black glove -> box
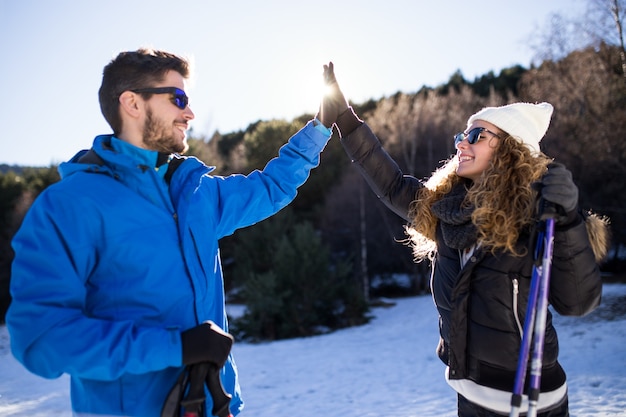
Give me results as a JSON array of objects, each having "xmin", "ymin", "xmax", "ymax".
[
  {"xmin": 317, "ymin": 62, "xmax": 349, "ymax": 129},
  {"xmin": 537, "ymin": 162, "xmax": 579, "ymax": 224},
  {"xmin": 181, "ymin": 321, "xmax": 233, "ymax": 367}
]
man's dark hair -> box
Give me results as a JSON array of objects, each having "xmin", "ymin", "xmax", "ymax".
[{"xmin": 98, "ymin": 48, "xmax": 190, "ymax": 135}]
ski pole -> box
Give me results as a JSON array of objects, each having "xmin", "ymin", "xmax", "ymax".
[
  {"xmin": 180, "ymin": 363, "xmax": 210, "ymax": 417},
  {"xmin": 206, "ymin": 364, "xmax": 233, "ymax": 417},
  {"xmin": 182, "ymin": 363, "xmax": 233, "ymax": 417},
  {"xmin": 509, "ymin": 226, "xmax": 544, "ymax": 417},
  {"xmin": 509, "ymin": 199, "xmax": 557, "ymax": 417},
  {"xmin": 526, "ymin": 216, "xmax": 555, "ymax": 417},
  {"xmin": 161, "ymin": 363, "xmax": 232, "ymax": 417}
]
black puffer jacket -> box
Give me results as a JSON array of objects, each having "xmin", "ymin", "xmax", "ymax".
[{"xmin": 341, "ymin": 123, "xmax": 605, "ymax": 392}]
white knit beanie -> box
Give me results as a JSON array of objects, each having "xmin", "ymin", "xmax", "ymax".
[{"xmin": 466, "ymin": 102, "xmax": 554, "ymax": 154}]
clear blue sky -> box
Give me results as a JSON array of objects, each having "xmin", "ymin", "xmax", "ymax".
[{"xmin": 1, "ymin": 0, "xmax": 584, "ymax": 166}]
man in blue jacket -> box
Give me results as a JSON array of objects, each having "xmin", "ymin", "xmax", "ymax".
[{"xmin": 7, "ymin": 48, "xmax": 335, "ymax": 416}]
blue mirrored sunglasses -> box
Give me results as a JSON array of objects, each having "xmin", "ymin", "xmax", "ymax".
[
  {"xmin": 131, "ymin": 87, "xmax": 189, "ymax": 110},
  {"xmin": 453, "ymin": 127, "xmax": 501, "ymax": 148}
]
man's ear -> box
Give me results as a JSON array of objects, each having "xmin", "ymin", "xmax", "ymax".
[{"xmin": 119, "ymin": 91, "xmax": 142, "ymax": 119}]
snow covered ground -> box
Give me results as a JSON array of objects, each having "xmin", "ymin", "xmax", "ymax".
[{"xmin": 1, "ymin": 284, "xmax": 625, "ymax": 417}]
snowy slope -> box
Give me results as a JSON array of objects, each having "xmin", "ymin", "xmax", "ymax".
[{"xmin": 1, "ymin": 284, "xmax": 625, "ymax": 416}]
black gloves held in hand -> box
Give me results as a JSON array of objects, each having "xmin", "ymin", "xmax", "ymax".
[
  {"xmin": 181, "ymin": 321, "xmax": 233, "ymax": 367},
  {"xmin": 536, "ymin": 162, "xmax": 579, "ymax": 224},
  {"xmin": 318, "ymin": 62, "xmax": 349, "ymax": 129}
]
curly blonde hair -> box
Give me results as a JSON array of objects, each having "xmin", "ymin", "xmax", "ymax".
[{"xmin": 407, "ymin": 135, "xmax": 552, "ymax": 261}]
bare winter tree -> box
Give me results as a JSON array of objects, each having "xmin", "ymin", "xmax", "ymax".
[
  {"xmin": 366, "ymin": 93, "xmax": 423, "ymax": 176},
  {"xmin": 609, "ymin": 0, "xmax": 626, "ymax": 78},
  {"xmin": 527, "ymin": 12, "xmax": 588, "ymax": 63},
  {"xmin": 529, "ymin": 0, "xmax": 626, "ymax": 81},
  {"xmin": 365, "ymin": 86, "xmax": 485, "ymax": 178},
  {"xmin": 582, "ymin": 0, "xmax": 626, "ymax": 82}
]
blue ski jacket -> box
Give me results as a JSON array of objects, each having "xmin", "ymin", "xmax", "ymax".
[{"xmin": 7, "ymin": 120, "xmax": 330, "ymax": 416}]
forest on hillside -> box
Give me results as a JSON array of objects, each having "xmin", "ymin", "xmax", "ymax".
[{"xmin": 1, "ymin": 0, "xmax": 625, "ymax": 340}]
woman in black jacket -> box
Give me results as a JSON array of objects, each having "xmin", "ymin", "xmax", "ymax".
[{"xmin": 318, "ymin": 63, "xmax": 609, "ymax": 417}]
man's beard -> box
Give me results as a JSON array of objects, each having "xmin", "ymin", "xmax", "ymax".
[{"xmin": 142, "ymin": 109, "xmax": 189, "ymax": 155}]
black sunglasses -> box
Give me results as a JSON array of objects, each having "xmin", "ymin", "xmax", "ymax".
[
  {"xmin": 131, "ymin": 87, "xmax": 189, "ymax": 110},
  {"xmin": 453, "ymin": 127, "xmax": 501, "ymax": 148}
]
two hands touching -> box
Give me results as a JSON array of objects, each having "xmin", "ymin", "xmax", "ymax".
[
  {"xmin": 317, "ymin": 62, "xmax": 363, "ymax": 137},
  {"xmin": 318, "ymin": 62, "xmax": 349, "ymax": 129}
]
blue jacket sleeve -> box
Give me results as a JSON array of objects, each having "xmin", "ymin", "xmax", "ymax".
[
  {"xmin": 6, "ymin": 188, "xmax": 183, "ymax": 381},
  {"xmin": 172, "ymin": 120, "xmax": 331, "ymax": 238}
]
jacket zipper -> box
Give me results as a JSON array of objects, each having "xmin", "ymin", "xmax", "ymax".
[{"xmin": 512, "ymin": 278, "xmax": 524, "ymax": 338}]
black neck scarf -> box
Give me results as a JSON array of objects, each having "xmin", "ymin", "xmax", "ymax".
[{"xmin": 431, "ymin": 182, "xmax": 478, "ymax": 250}]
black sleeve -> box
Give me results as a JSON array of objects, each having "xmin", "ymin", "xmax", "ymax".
[{"xmin": 549, "ymin": 219, "xmax": 603, "ymax": 316}]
